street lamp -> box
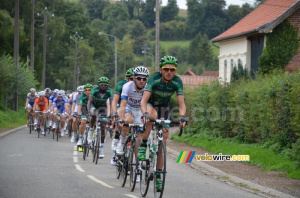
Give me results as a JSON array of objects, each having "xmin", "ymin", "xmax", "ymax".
[
  {"xmin": 70, "ymin": 31, "xmax": 83, "ymax": 90},
  {"xmin": 98, "ymin": 32, "xmax": 118, "ymax": 86},
  {"xmin": 121, "ymin": 37, "xmax": 131, "ymax": 74},
  {"xmin": 141, "ymin": 44, "xmax": 150, "ymax": 67}
]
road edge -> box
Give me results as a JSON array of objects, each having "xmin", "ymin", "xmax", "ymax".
[
  {"xmin": 167, "ymin": 146, "xmax": 297, "ymax": 198},
  {"xmin": 0, "ymin": 125, "xmax": 26, "ymax": 138}
]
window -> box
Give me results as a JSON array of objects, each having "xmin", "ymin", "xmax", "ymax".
[
  {"xmin": 231, "ymin": 59, "xmax": 234, "ymax": 68},
  {"xmin": 224, "ymin": 60, "xmax": 227, "ymax": 81},
  {"xmin": 238, "ymin": 59, "xmax": 243, "ymax": 68}
]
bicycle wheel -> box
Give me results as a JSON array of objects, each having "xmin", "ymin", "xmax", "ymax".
[
  {"xmin": 95, "ymin": 130, "xmax": 100, "ymax": 164},
  {"xmin": 37, "ymin": 116, "xmax": 41, "ymax": 138},
  {"xmin": 83, "ymin": 130, "xmax": 88, "ymax": 160},
  {"xmin": 56, "ymin": 121, "xmax": 60, "ymax": 142},
  {"xmin": 129, "ymin": 138, "xmax": 138, "ymax": 192},
  {"xmin": 140, "ymin": 158, "xmax": 150, "ymax": 197},
  {"xmin": 68, "ymin": 118, "xmax": 73, "ymax": 138},
  {"xmin": 120, "ymin": 141, "xmax": 129, "ymax": 187},
  {"xmin": 29, "ymin": 114, "xmax": 33, "ymax": 134},
  {"xmin": 44, "ymin": 116, "xmax": 47, "ymax": 136},
  {"xmin": 154, "ymin": 141, "xmax": 167, "ymax": 198},
  {"xmin": 52, "ymin": 127, "xmax": 55, "ymax": 139},
  {"xmin": 115, "ymin": 153, "xmax": 121, "ymax": 179}
]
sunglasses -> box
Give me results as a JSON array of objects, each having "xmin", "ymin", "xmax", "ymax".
[
  {"xmin": 99, "ymin": 83, "xmax": 108, "ymax": 87},
  {"xmin": 85, "ymin": 88, "xmax": 91, "ymax": 91},
  {"xmin": 135, "ymin": 77, "xmax": 147, "ymax": 82},
  {"xmin": 162, "ymin": 67, "xmax": 177, "ymax": 72},
  {"xmin": 128, "ymin": 78, "xmax": 134, "ymax": 81}
]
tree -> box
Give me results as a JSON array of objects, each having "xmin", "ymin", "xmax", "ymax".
[
  {"xmin": 80, "ymin": 0, "xmax": 109, "ymax": 20},
  {"xmin": 141, "ymin": 0, "xmax": 156, "ymax": 28},
  {"xmin": 187, "ymin": 0, "xmax": 204, "ymax": 38},
  {"xmin": 129, "ymin": 20, "xmax": 146, "ymax": 39},
  {"xmin": 102, "ymin": 3, "xmax": 130, "ymax": 34},
  {"xmin": 161, "ymin": 0, "xmax": 179, "ymax": 22}
]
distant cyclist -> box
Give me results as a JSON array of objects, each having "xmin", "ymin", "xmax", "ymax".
[
  {"xmin": 25, "ymin": 88, "xmax": 38, "ymax": 127},
  {"xmin": 51, "ymin": 91, "xmax": 69, "ymax": 135},
  {"xmin": 33, "ymin": 91, "xmax": 49, "ymax": 135},
  {"xmin": 87, "ymin": 77, "xmax": 113, "ymax": 158}
]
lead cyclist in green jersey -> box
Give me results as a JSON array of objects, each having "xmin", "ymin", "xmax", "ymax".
[{"xmin": 140, "ymin": 56, "xmax": 187, "ymax": 191}]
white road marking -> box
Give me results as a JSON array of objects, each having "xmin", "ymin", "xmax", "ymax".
[
  {"xmin": 73, "ymin": 146, "xmax": 77, "ymax": 151},
  {"xmin": 87, "ymin": 175, "xmax": 114, "ymax": 189},
  {"xmin": 73, "ymin": 151, "xmax": 78, "ymax": 156},
  {"xmin": 75, "ymin": 164, "xmax": 85, "ymax": 172},
  {"xmin": 124, "ymin": 194, "xmax": 139, "ymax": 198},
  {"xmin": 73, "ymin": 156, "xmax": 78, "ymax": 163}
]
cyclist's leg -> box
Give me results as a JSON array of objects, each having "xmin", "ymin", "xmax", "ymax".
[
  {"xmin": 88, "ymin": 105, "xmax": 97, "ymax": 144},
  {"xmin": 41, "ymin": 108, "xmax": 46, "ymax": 132},
  {"xmin": 116, "ymin": 111, "xmax": 134, "ymax": 154},
  {"xmin": 33, "ymin": 105, "xmax": 39, "ymax": 125},
  {"xmin": 53, "ymin": 108, "xmax": 59, "ymax": 128}
]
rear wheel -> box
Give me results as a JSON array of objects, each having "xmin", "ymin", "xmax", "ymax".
[
  {"xmin": 29, "ymin": 114, "xmax": 33, "ymax": 134},
  {"xmin": 120, "ymin": 142, "xmax": 129, "ymax": 187},
  {"xmin": 115, "ymin": 154, "xmax": 121, "ymax": 179},
  {"xmin": 154, "ymin": 141, "xmax": 167, "ymax": 198},
  {"xmin": 56, "ymin": 121, "xmax": 60, "ymax": 142},
  {"xmin": 95, "ymin": 131, "xmax": 100, "ymax": 164}
]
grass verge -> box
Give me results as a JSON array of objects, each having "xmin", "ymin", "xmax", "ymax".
[
  {"xmin": 0, "ymin": 109, "xmax": 27, "ymax": 130},
  {"xmin": 171, "ymin": 132, "xmax": 300, "ymax": 179}
]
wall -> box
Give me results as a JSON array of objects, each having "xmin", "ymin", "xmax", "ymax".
[{"xmin": 218, "ymin": 37, "xmax": 250, "ymax": 83}]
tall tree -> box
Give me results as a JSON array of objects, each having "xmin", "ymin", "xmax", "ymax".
[
  {"xmin": 80, "ymin": 0, "xmax": 109, "ymax": 20},
  {"xmin": 187, "ymin": 0, "xmax": 204, "ymax": 38},
  {"xmin": 161, "ymin": 0, "xmax": 179, "ymax": 22},
  {"xmin": 141, "ymin": 0, "xmax": 156, "ymax": 28}
]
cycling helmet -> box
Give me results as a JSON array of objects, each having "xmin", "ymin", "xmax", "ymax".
[
  {"xmin": 126, "ymin": 68, "xmax": 134, "ymax": 77},
  {"xmin": 44, "ymin": 88, "xmax": 51, "ymax": 93},
  {"xmin": 98, "ymin": 77, "xmax": 109, "ymax": 84},
  {"xmin": 30, "ymin": 88, "xmax": 36, "ymax": 92},
  {"xmin": 77, "ymin": 86, "xmax": 84, "ymax": 92},
  {"xmin": 54, "ymin": 89, "xmax": 59, "ymax": 94},
  {"xmin": 39, "ymin": 91, "xmax": 45, "ymax": 97},
  {"xmin": 60, "ymin": 90, "xmax": 66, "ymax": 95},
  {"xmin": 68, "ymin": 94, "xmax": 73, "ymax": 99},
  {"xmin": 84, "ymin": 84, "xmax": 93, "ymax": 90},
  {"xmin": 57, "ymin": 91, "xmax": 63, "ymax": 97},
  {"xmin": 134, "ymin": 66, "xmax": 149, "ymax": 77},
  {"xmin": 159, "ymin": 56, "xmax": 178, "ymax": 68}
]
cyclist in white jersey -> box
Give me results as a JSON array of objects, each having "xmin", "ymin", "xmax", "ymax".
[
  {"xmin": 116, "ymin": 66, "xmax": 149, "ymax": 156},
  {"xmin": 70, "ymin": 86, "xmax": 84, "ymax": 142}
]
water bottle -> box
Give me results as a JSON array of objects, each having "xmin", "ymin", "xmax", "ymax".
[{"xmin": 149, "ymin": 144, "xmax": 156, "ymax": 159}]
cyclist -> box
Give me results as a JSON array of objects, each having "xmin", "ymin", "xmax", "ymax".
[
  {"xmin": 51, "ymin": 91, "xmax": 69, "ymax": 135},
  {"xmin": 87, "ymin": 77, "xmax": 113, "ymax": 158},
  {"xmin": 116, "ymin": 66, "xmax": 149, "ymax": 155},
  {"xmin": 111, "ymin": 68, "xmax": 135, "ymax": 151},
  {"xmin": 44, "ymin": 88, "xmax": 51, "ymax": 103},
  {"xmin": 25, "ymin": 88, "xmax": 38, "ymax": 127},
  {"xmin": 48, "ymin": 89, "xmax": 59, "ymax": 128},
  {"xmin": 140, "ymin": 56, "xmax": 187, "ymax": 191},
  {"xmin": 33, "ymin": 91, "xmax": 49, "ymax": 135},
  {"xmin": 76, "ymin": 84, "xmax": 93, "ymax": 151},
  {"xmin": 70, "ymin": 86, "xmax": 85, "ymax": 143}
]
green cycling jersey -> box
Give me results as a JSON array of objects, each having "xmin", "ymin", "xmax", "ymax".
[
  {"xmin": 114, "ymin": 79, "xmax": 128, "ymax": 104},
  {"xmin": 145, "ymin": 72, "xmax": 183, "ymax": 106},
  {"xmin": 78, "ymin": 93, "xmax": 89, "ymax": 108},
  {"xmin": 91, "ymin": 86, "xmax": 114, "ymax": 108}
]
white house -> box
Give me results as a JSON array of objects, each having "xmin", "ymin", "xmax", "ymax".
[{"xmin": 212, "ymin": 0, "xmax": 300, "ymax": 83}]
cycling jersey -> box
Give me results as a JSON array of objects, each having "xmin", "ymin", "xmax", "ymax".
[
  {"xmin": 145, "ymin": 72, "xmax": 183, "ymax": 106},
  {"xmin": 121, "ymin": 81, "xmax": 145, "ymax": 125},
  {"xmin": 53, "ymin": 97, "xmax": 69, "ymax": 113},
  {"xmin": 78, "ymin": 93, "xmax": 89, "ymax": 108},
  {"xmin": 90, "ymin": 87, "xmax": 114, "ymax": 108},
  {"xmin": 27, "ymin": 93, "xmax": 38, "ymax": 106},
  {"xmin": 35, "ymin": 97, "xmax": 48, "ymax": 111},
  {"xmin": 115, "ymin": 79, "xmax": 128, "ymax": 104},
  {"xmin": 73, "ymin": 92, "xmax": 82, "ymax": 114}
]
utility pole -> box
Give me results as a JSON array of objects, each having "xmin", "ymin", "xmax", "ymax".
[
  {"xmin": 155, "ymin": 0, "xmax": 160, "ymax": 71},
  {"xmin": 13, "ymin": 0, "xmax": 19, "ymax": 111},
  {"xmin": 30, "ymin": 0, "xmax": 35, "ymax": 73},
  {"xmin": 77, "ymin": 67, "xmax": 80, "ymax": 87},
  {"xmin": 38, "ymin": 7, "xmax": 54, "ymax": 89},
  {"xmin": 70, "ymin": 32, "xmax": 83, "ymax": 90},
  {"xmin": 141, "ymin": 44, "xmax": 150, "ymax": 67},
  {"xmin": 124, "ymin": 41, "xmax": 127, "ymax": 74}
]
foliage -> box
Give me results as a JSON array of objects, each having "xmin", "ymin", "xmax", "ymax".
[
  {"xmin": 141, "ymin": 0, "xmax": 156, "ymax": 28},
  {"xmin": 231, "ymin": 63, "xmax": 250, "ymax": 83},
  {"xmin": 161, "ymin": 0, "xmax": 179, "ymax": 23},
  {"xmin": 259, "ymin": 20, "xmax": 299, "ymax": 74},
  {"xmin": 0, "ymin": 108, "xmax": 27, "ymax": 129}
]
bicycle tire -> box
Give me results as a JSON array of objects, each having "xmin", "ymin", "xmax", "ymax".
[
  {"xmin": 116, "ymin": 154, "xmax": 121, "ymax": 179},
  {"xmin": 83, "ymin": 130, "xmax": 88, "ymax": 160},
  {"xmin": 37, "ymin": 115, "xmax": 41, "ymax": 138},
  {"xmin": 120, "ymin": 141, "xmax": 129, "ymax": 187},
  {"xmin": 95, "ymin": 130, "xmax": 100, "ymax": 164},
  {"xmin": 154, "ymin": 141, "xmax": 167, "ymax": 198},
  {"xmin": 29, "ymin": 113, "xmax": 33, "ymax": 134},
  {"xmin": 56, "ymin": 121, "xmax": 60, "ymax": 142},
  {"xmin": 140, "ymin": 158, "xmax": 150, "ymax": 197},
  {"xmin": 68, "ymin": 118, "xmax": 73, "ymax": 138},
  {"xmin": 129, "ymin": 138, "xmax": 138, "ymax": 192}
]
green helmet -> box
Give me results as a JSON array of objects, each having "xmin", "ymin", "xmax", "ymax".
[
  {"xmin": 126, "ymin": 68, "xmax": 134, "ymax": 77},
  {"xmin": 84, "ymin": 83, "xmax": 93, "ymax": 90},
  {"xmin": 159, "ymin": 56, "xmax": 178, "ymax": 68},
  {"xmin": 98, "ymin": 77, "xmax": 109, "ymax": 84}
]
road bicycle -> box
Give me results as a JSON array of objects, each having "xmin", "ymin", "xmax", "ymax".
[
  {"xmin": 28, "ymin": 108, "xmax": 34, "ymax": 134},
  {"xmin": 82, "ymin": 114, "xmax": 91, "ymax": 161},
  {"xmin": 52, "ymin": 113, "xmax": 61, "ymax": 141},
  {"xmin": 35, "ymin": 111, "xmax": 46, "ymax": 138},
  {"xmin": 92, "ymin": 114, "xmax": 109, "ymax": 165},
  {"xmin": 139, "ymin": 119, "xmax": 184, "ymax": 198}
]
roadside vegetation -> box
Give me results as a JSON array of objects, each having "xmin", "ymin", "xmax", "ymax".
[
  {"xmin": 171, "ymin": 70, "xmax": 300, "ymax": 179},
  {"xmin": 0, "ymin": 109, "xmax": 26, "ymax": 130}
]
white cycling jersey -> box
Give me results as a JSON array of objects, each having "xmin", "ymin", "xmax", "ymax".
[
  {"xmin": 121, "ymin": 81, "xmax": 146, "ymax": 124},
  {"xmin": 73, "ymin": 92, "xmax": 81, "ymax": 113}
]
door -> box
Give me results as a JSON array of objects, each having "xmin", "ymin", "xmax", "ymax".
[{"xmin": 250, "ymin": 35, "xmax": 265, "ymax": 77}]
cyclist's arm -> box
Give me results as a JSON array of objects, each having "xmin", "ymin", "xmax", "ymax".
[
  {"xmin": 78, "ymin": 104, "xmax": 82, "ymax": 116},
  {"xmin": 106, "ymin": 99, "xmax": 111, "ymax": 117},
  {"xmin": 177, "ymin": 95, "xmax": 186, "ymax": 117},
  {"xmin": 119, "ymin": 99, "xmax": 128, "ymax": 120},
  {"xmin": 112, "ymin": 94, "xmax": 120, "ymax": 114},
  {"xmin": 87, "ymin": 95, "xmax": 93, "ymax": 113},
  {"xmin": 25, "ymin": 98, "xmax": 29, "ymax": 108},
  {"xmin": 51, "ymin": 103, "xmax": 55, "ymax": 112},
  {"xmin": 140, "ymin": 91, "xmax": 151, "ymax": 114},
  {"xmin": 71, "ymin": 102, "xmax": 76, "ymax": 115},
  {"xmin": 49, "ymin": 100, "xmax": 52, "ymax": 108}
]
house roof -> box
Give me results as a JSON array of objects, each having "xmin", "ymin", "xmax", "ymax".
[
  {"xmin": 182, "ymin": 68, "xmax": 196, "ymax": 76},
  {"xmin": 212, "ymin": 0, "xmax": 300, "ymax": 42},
  {"xmin": 200, "ymin": 71, "xmax": 219, "ymax": 77}
]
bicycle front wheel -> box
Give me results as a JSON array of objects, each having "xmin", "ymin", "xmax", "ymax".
[
  {"xmin": 154, "ymin": 141, "xmax": 167, "ymax": 198},
  {"xmin": 129, "ymin": 138, "xmax": 138, "ymax": 192},
  {"xmin": 120, "ymin": 143, "xmax": 129, "ymax": 187},
  {"xmin": 95, "ymin": 131, "xmax": 100, "ymax": 164}
]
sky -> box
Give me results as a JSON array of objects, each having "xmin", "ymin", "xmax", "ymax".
[{"xmin": 162, "ymin": 0, "xmax": 255, "ymax": 10}]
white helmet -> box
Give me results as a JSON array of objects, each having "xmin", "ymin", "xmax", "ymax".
[
  {"xmin": 30, "ymin": 88, "xmax": 36, "ymax": 92},
  {"xmin": 39, "ymin": 91, "xmax": 45, "ymax": 97},
  {"xmin": 77, "ymin": 86, "xmax": 84, "ymax": 92},
  {"xmin": 134, "ymin": 66, "xmax": 149, "ymax": 77},
  {"xmin": 57, "ymin": 91, "xmax": 63, "ymax": 97}
]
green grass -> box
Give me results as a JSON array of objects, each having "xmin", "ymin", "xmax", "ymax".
[
  {"xmin": 178, "ymin": 9, "xmax": 187, "ymax": 17},
  {"xmin": 0, "ymin": 109, "xmax": 27, "ymax": 130},
  {"xmin": 160, "ymin": 40, "xmax": 191, "ymax": 50},
  {"xmin": 171, "ymin": 132, "xmax": 300, "ymax": 179}
]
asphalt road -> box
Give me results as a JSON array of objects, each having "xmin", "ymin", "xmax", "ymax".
[{"xmin": 0, "ymin": 128, "xmax": 263, "ymax": 198}]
